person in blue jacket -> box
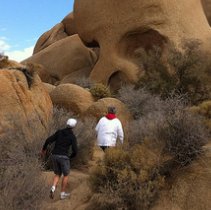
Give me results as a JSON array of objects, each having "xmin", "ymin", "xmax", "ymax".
[{"xmin": 41, "ymin": 118, "xmax": 78, "ymax": 200}]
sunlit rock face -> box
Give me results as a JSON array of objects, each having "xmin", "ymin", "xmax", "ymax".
[
  {"xmin": 0, "ymin": 68, "xmax": 52, "ymax": 139},
  {"xmin": 74, "ymin": 0, "xmax": 211, "ymax": 88},
  {"xmin": 33, "ymin": 12, "xmax": 77, "ymax": 54},
  {"xmin": 202, "ymin": 0, "xmax": 211, "ymax": 25},
  {"xmin": 23, "ymin": 35, "xmax": 97, "ymax": 85}
]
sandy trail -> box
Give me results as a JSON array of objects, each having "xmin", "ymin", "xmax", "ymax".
[{"xmin": 41, "ymin": 146, "xmax": 104, "ymax": 210}]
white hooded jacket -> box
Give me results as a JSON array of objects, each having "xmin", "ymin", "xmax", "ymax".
[{"xmin": 95, "ymin": 116, "xmax": 124, "ymax": 147}]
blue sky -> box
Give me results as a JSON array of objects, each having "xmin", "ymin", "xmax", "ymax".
[{"xmin": 0, "ymin": 0, "xmax": 74, "ymax": 61}]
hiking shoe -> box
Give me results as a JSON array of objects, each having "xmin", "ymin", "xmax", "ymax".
[
  {"xmin": 60, "ymin": 192, "xmax": 70, "ymax": 200},
  {"xmin": 49, "ymin": 189, "xmax": 54, "ymax": 199}
]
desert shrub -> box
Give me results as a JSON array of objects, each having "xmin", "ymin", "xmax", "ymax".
[
  {"xmin": 135, "ymin": 46, "xmax": 177, "ymax": 98},
  {"xmin": 87, "ymin": 192, "xmax": 122, "ymax": 210},
  {"xmin": 136, "ymin": 40, "xmax": 211, "ymax": 104},
  {"xmin": 88, "ymin": 146, "xmax": 165, "ymax": 210},
  {"xmin": 117, "ymin": 85, "xmax": 165, "ymax": 119},
  {"xmin": 47, "ymin": 106, "xmax": 73, "ymax": 134},
  {"xmin": 0, "ymin": 116, "xmax": 49, "ymax": 210},
  {"xmin": 189, "ymin": 100, "xmax": 211, "ymax": 131},
  {"xmin": 90, "ymin": 83, "xmax": 112, "ymax": 100},
  {"xmin": 160, "ymin": 107, "xmax": 208, "ymax": 166},
  {"xmin": 71, "ymin": 116, "xmax": 96, "ymax": 168},
  {"xmin": 125, "ymin": 94, "xmax": 209, "ymax": 166},
  {"xmin": 89, "ymin": 87, "xmax": 210, "ymax": 210},
  {"xmin": 118, "ymin": 86, "xmax": 209, "ymax": 166}
]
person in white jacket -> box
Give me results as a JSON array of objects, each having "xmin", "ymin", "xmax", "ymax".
[{"xmin": 95, "ymin": 106, "xmax": 124, "ymax": 151}]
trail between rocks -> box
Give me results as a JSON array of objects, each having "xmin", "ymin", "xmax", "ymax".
[
  {"xmin": 41, "ymin": 143, "xmax": 211, "ymax": 210},
  {"xmin": 41, "ymin": 146, "xmax": 104, "ymax": 210}
]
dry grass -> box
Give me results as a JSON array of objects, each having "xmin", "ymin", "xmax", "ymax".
[
  {"xmin": 0, "ymin": 115, "xmax": 49, "ymax": 210},
  {"xmin": 88, "ymin": 88, "xmax": 210, "ymax": 210},
  {"xmin": 71, "ymin": 116, "xmax": 96, "ymax": 168},
  {"xmin": 88, "ymin": 146, "xmax": 165, "ymax": 210},
  {"xmin": 0, "ymin": 107, "xmax": 97, "ymax": 210}
]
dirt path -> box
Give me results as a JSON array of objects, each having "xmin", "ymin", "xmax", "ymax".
[
  {"xmin": 41, "ymin": 143, "xmax": 211, "ymax": 210},
  {"xmin": 41, "ymin": 146, "xmax": 104, "ymax": 210}
]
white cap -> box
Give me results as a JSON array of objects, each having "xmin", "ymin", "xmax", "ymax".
[{"xmin": 66, "ymin": 118, "xmax": 77, "ymax": 128}]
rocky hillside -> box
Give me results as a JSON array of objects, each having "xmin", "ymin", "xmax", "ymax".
[{"xmin": 0, "ymin": 1, "xmax": 211, "ymax": 210}]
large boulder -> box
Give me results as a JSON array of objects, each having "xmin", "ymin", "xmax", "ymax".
[
  {"xmin": 50, "ymin": 84, "xmax": 94, "ymax": 114},
  {"xmin": 33, "ymin": 12, "xmax": 77, "ymax": 54},
  {"xmin": 84, "ymin": 97, "xmax": 132, "ymax": 127},
  {"xmin": 22, "ymin": 62, "xmax": 55, "ymax": 84},
  {"xmin": 62, "ymin": 12, "xmax": 77, "ymax": 36},
  {"xmin": 23, "ymin": 35, "xmax": 97, "ymax": 85},
  {"xmin": 74, "ymin": 0, "xmax": 211, "ymax": 87},
  {"xmin": 33, "ymin": 23, "xmax": 68, "ymax": 54},
  {"xmin": 43, "ymin": 83, "xmax": 56, "ymax": 94},
  {"xmin": 0, "ymin": 68, "xmax": 52, "ymax": 138},
  {"xmin": 152, "ymin": 151, "xmax": 211, "ymax": 210},
  {"xmin": 202, "ymin": 0, "xmax": 211, "ymax": 25}
]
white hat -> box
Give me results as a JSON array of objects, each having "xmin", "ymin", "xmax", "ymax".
[{"xmin": 66, "ymin": 118, "xmax": 77, "ymax": 128}]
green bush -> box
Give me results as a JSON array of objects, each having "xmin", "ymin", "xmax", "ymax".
[{"xmin": 90, "ymin": 83, "xmax": 112, "ymax": 100}]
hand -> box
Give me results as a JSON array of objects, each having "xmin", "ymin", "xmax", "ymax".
[{"xmin": 40, "ymin": 150, "xmax": 46, "ymax": 158}]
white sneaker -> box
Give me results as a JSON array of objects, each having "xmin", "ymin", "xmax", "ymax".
[
  {"xmin": 49, "ymin": 186, "xmax": 56, "ymax": 199},
  {"xmin": 60, "ymin": 192, "xmax": 70, "ymax": 200}
]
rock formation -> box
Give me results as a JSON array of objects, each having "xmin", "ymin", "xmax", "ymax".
[
  {"xmin": 74, "ymin": 0, "xmax": 211, "ymax": 87},
  {"xmin": 33, "ymin": 12, "xmax": 77, "ymax": 54},
  {"xmin": 202, "ymin": 0, "xmax": 211, "ymax": 25},
  {"xmin": 84, "ymin": 97, "xmax": 132, "ymax": 127},
  {"xmin": 23, "ymin": 35, "xmax": 97, "ymax": 85},
  {"xmin": 0, "ymin": 65, "xmax": 52, "ymax": 138},
  {"xmin": 50, "ymin": 84, "xmax": 94, "ymax": 114}
]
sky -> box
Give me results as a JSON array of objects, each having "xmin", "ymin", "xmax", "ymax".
[{"xmin": 0, "ymin": 0, "xmax": 74, "ymax": 61}]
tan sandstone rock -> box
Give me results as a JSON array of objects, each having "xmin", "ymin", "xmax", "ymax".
[
  {"xmin": 84, "ymin": 97, "xmax": 132, "ymax": 128},
  {"xmin": 62, "ymin": 12, "xmax": 77, "ymax": 36},
  {"xmin": 43, "ymin": 83, "xmax": 56, "ymax": 94},
  {"xmin": 33, "ymin": 23, "xmax": 68, "ymax": 54},
  {"xmin": 23, "ymin": 35, "xmax": 97, "ymax": 85},
  {"xmin": 202, "ymin": 0, "xmax": 211, "ymax": 25},
  {"xmin": 33, "ymin": 12, "xmax": 77, "ymax": 54},
  {"xmin": 0, "ymin": 55, "xmax": 24, "ymax": 69},
  {"xmin": 50, "ymin": 84, "xmax": 94, "ymax": 114},
  {"xmin": 74, "ymin": 0, "xmax": 211, "ymax": 87},
  {"xmin": 0, "ymin": 68, "xmax": 52, "ymax": 138},
  {"xmin": 152, "ymin": 153, "xmax": 211, "ymax": 210}
]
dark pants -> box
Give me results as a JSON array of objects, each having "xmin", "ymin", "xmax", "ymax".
[
  {"xmin": 51, "ymin": 155, "xmax": 70, "ymax": 176},
  {"xmin": 100, "ymin": 146, "xmax": 110, "ymax": 152}
]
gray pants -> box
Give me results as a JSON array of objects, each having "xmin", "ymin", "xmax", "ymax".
[{"xmin": 51, "ymin": 155, "xmax": 70, "ymax": 176}]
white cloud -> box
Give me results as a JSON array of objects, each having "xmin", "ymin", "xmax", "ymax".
[
  {"xmin": 5, "ymin": 46, "xmax": 34, "ymax": 62},
  {"xmin": 0, "ymin": 37, "xmax": 10, "ymax": 52},
  {"xmin": 0, "ymin": 37, "xmax": 34, "ymax": 62}
]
